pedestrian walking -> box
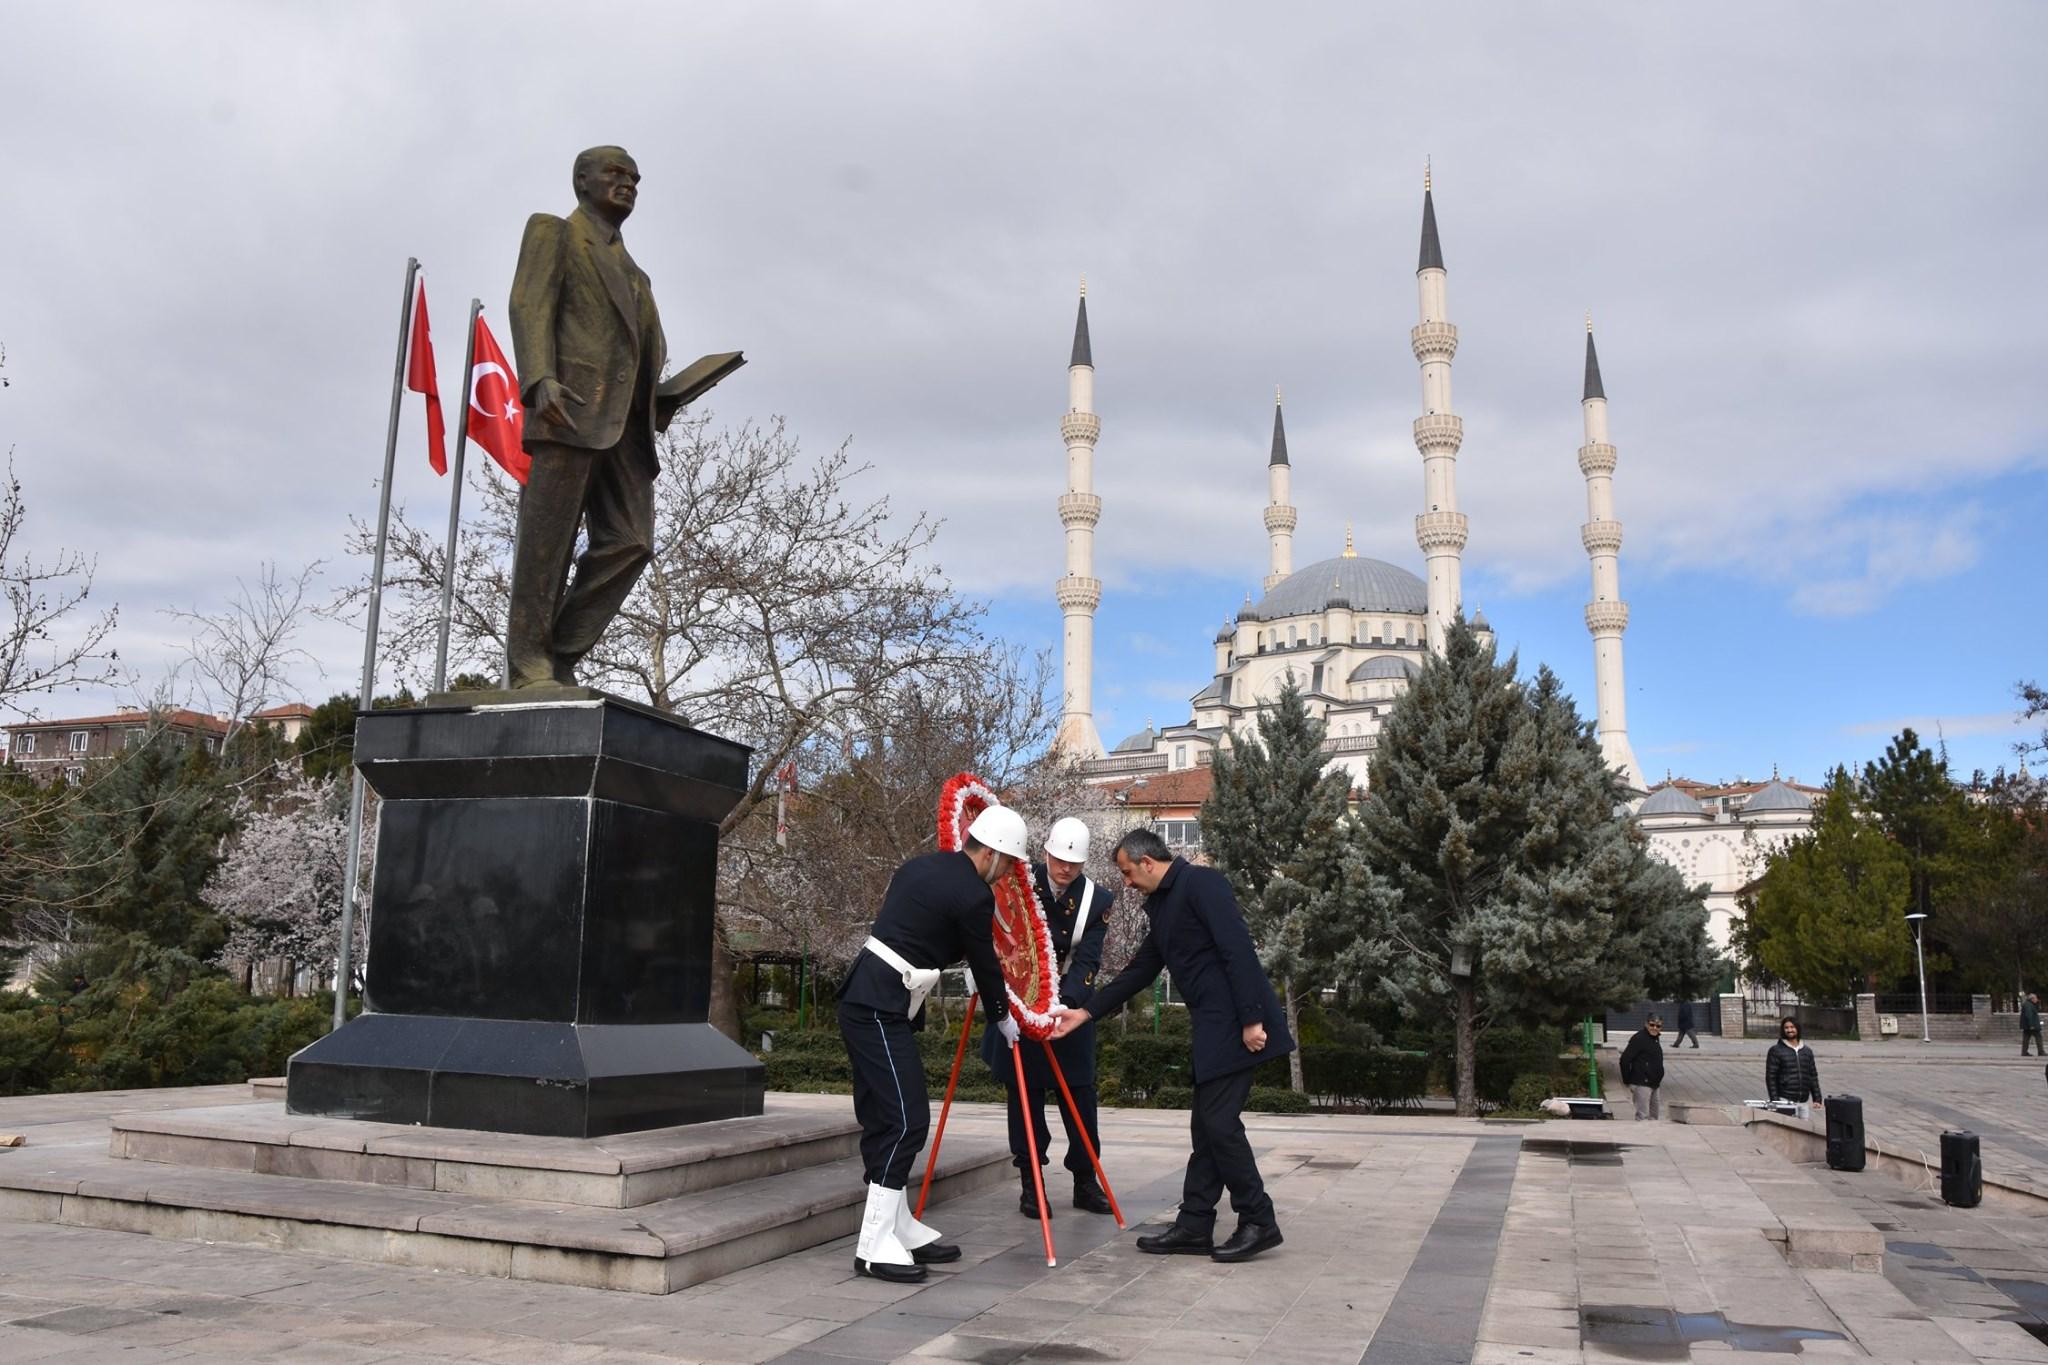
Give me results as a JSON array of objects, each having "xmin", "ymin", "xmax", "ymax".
[
  {"xmin": 1765, "ymin": 1017, "xmax": 1823, "ymax": 1105},
  {"xmin": 2022, "ymin": 993, "xmax": 2043, "ymax": 1057},
  {"xmin": 1619, "ymin": 1016, "xmax": 1666, "ymax": 1120},
  {"xmin": 1674, "ymin": 999, "xmax": 1701, "ymax": 1049}
]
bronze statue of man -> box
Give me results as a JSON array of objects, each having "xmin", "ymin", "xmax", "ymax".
[{"xmin": 504, "ymin": 146, "xmax": 673, "ymax": 690}]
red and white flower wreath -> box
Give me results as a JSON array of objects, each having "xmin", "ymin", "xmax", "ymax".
[{"xmin": 935, "ymin": 772, "xmax": 1060, "ymax": 1041}]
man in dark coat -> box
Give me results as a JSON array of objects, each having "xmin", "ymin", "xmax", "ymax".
[
  {"xmin": 1765, "ymin": 1017, "xmax": 1823, "ymax": 1105},
  {"xmin": 980, "ymin": 816, "xmax": 1114, "ymax": 1215},
  {"xmin": 2022, "ymin": 993, "xmax": 2042, "ymax": 1057},
  {"xmin": 838, "ymin": 804, "xmax": 1025, "ymax": 1283},
  {"xmin": 1674, "ymin": 999, "xmax": 1700, "ymax": 1049},
  {"xmin": 1619, "ymin": 1016, "xmax": 1666, "ymax": 1120},
  {"xmin": 1051, "ymin": 828, "xmax": 1294, "ymax": 1264}
]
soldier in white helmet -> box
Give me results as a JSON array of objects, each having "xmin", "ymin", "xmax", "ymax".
[
  {"xmin": 838, "ymin": 803, "xmax": 1026, "ymax": 1282},
  {"xmin": 980, "ymin": 815, "xmax": 1115, "ymax": 1216}
]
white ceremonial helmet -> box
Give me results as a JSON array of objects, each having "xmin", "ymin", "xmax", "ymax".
[
  {"xmin": 1043, "ymin": 816, "xmax": 1090, "ymax": 864},
  {"xmin": 966, "ymin": 804, "xmax": 1030, "ymax": 860}
]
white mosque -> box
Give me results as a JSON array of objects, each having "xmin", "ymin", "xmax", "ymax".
[{"xmin": 1051, "ymin": 169, "xmax": 1812, "ymax": 959}]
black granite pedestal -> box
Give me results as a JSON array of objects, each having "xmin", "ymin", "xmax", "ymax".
[{"xmin": 286, "ymin": 696, "xmax": 764, "ymax": 1138}]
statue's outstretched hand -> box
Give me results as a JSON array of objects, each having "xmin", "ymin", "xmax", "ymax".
[{"xmin": 532, "ymin": 377, "xmax": 582, "ymax": 427}]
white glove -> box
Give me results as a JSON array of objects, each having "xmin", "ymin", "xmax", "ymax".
[
  {"xmin": 1046, "ymin": 1002, "xmax": 1069, "ymax": 1016},
  {"xmin": 996, "ymin": 1015, "xmax": 1020, "ymax": 1048}
]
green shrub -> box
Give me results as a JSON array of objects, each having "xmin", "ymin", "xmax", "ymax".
[
  {"xmin": 1246, "ymin": 1087, "xmax": 1311, "ymax": 1114},
  {"xmin": 1476, "ymin": 1029, "xmax": 1573, "ymax": 1107},
  {"xmin": 1152, "ymin": 1085, "xmax": 1193, "ymax": 1109},
  {"xmin": 1116, "ymin": 1036, "xmax": 1186, "ymax": 1099},
  {"xmin": 1506, "ymin": 1073, "xmax": 1554, "ymax": 1113}
]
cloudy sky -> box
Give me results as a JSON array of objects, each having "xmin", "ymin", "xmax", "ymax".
[{"xmin": 3, "ymin": 3, "xmax": 2044, "ymax": 784}]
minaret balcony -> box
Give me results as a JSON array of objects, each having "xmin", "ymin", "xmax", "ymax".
[
  {"xmin": 1263, "ymin": 505, "xmax": 1298, "ymax": 533},
  {"xmin": 1055, "ymin": 576, "xmax": 1102, "ymax": 612},
  {"xmin": 1410, "ymin": 320, "xmax": 1460, "ymax": 362},
  {"xmin": 1060, "ymin": 412, "xmax": 1101, "ymax": 445},
  {"xmin": 1058, "ymin": 492, "xmax": 1102, "ymax": 528},
  {"xmin": 1584, "ymin": 601, "xmax": 1630, "ymax": 634},
  {"xmin": 1412, "ymin": 413, "xmax": 1464, "ymax": 453},
  {"xmin": 1414, "ymin": 510, "xmax": 1469, "ymax": 552},
  {"xmin": 1577, "ymin": 441, "xmax": 1617, "ymax": 475},
  {"xmin": 1580, "ymin": 520, "xmax": 1624, "ymax": 555}
]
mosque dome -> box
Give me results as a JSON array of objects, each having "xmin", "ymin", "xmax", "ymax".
[
  {"xmin": 1348, "ymin": 655, "xmax": 1421, "ymax": 683},
  {"xmin": 1743, "ymin": 779, "xmax": 1812, "ymax": 814},
  {"xmin": 1112, "ymin": 725, "xmax": 1157, "ymax": 754},
  {"xmin": 1638, "ymin": 784, "xmax": 1708, "ymax": 819},
  {"xmin": 1254, "ymin": 555, "xmax": 1426, "ymax": 619}
]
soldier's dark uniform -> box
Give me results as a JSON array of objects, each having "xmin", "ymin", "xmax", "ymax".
[
  {"xmin": 980, "ymin": 861, "xmax": 1113, "ymax": 1206},
  {"xmin": 839, "ymin": 850, "xmax": 1010, "ymax": 1190}
]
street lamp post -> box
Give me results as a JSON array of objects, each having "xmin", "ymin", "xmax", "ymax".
[{"xmin": 1906, "ymin": 911, "xmax": 1931, "ymax": 1044}]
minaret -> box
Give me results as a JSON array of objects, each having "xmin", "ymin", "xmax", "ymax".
[
  {"xmin": 1054, "ymin": 279, "xmax": 1105, "ymax": 758},
  {"xmin": 1579, "ymin": 316, "xmax": 1640, "ymax": 787},
  {"xmin": 1263, "ymin": 387, "xmax": 1297, "ymax": 591},
  {"xmin": 1411, "ymin": 162, "xmax": 1468, "ymax": 654}
]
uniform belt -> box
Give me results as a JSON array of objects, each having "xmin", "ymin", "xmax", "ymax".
[{"xmin": 864, "ymin": 937, "xmax": 942, "ymax": 1017}]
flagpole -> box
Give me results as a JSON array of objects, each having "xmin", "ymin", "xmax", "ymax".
[
  {"xmin": 432, "ymin": 298, "xmax": 483, "ymax": 693},
  {"xmin": 334, "ymin": 256, "xmax": 419, "ymax": 1033}
]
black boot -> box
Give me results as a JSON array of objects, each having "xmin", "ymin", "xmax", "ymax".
[
  {"xmin": 1072, "ymin": 1177, "xmax": 1113, "ymax": 1215},
  {"xmin": 1018, "ymin": 1168, "xmax": 1046, "ymax": 1218}
]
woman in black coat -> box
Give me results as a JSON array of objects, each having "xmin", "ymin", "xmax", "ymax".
[{"xmin": 1765, "ymin": 1017, "xmax": 1823, "ymax": 1103}]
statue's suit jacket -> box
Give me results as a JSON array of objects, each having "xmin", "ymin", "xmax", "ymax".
[{"xmin": 509, "ymin": 205, "xmax": 668, "ymax": 475}]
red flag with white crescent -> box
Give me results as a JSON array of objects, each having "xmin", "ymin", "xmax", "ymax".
[
  {"xmin": 405, "ymin": 278, "xmax": 448, "ymax": 475},
  {"xmin": 465, "ymin": 315, "xmax": 529, "ymax": 484}
]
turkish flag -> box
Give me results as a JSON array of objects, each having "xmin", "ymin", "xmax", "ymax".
[
  {"xmin": 466, "ymin": 315, "xmax": 529, "ymax": 484},
  {"xmin": 406, "ymin": 279, "xmax": 448, "ymax": 475}
]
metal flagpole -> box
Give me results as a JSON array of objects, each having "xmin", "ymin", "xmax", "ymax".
[
  {"xmin": 431, "ymin": 298, "xmax": 483, "ymax": 693},
  {"xmin": 333, "ymin": 257, "xmax": 420, "ymax": 1033}
]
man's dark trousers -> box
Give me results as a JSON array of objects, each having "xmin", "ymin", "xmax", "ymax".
[
  {"xmin": 838, "ymin": 1002, "xmax": 928, "ymax": 1189},
  {"xmin": 1000, "ymin": 1042, "xmax": 1101, "ymax": 1182},
  {"xmin": 1174, "ymin": 1067, "xmax": 1272, "ymax": 1234},
  {"xmin": 2026, "ymin": 1028, "xmax": 2044, "ymax": 1057},
  {"xmin": 507, "ymin": 440, "xmax": 655, "ymax": 686}
]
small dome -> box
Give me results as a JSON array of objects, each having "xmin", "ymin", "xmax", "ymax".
[
  {"xmin": 1348, "ymin": 655, "xmax": 1420, "ymax": 683},
  {"xmin": 1254, "ymin": 555, "xmax": 1427, "ymax": 619},
  {"xmin": 1214, "ymin": 621, "xmax": 1236, "ymax": 642},
  {"xmin": 1743, "ymin": 779, "xmax": 1813, "ymax": 814},
  {"xmin": 1637, "ymin": 784, "xmax": 1708, "ymax": 818},
  {"xmin": 1471, "ymin": 608, "xmax": 1490, "ymax": 630},
  {"xmin": 1112, "ymin": 726, "xmax": 1157, "ymax": 754}
]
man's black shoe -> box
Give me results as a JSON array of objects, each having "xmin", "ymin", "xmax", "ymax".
[
  {"xmin": 1019, "ymin": 1169, "xmax": 1048, "ymax": 1217},
  {"xmin": 1073, "ymin": 1182, "xmax": 1113, "ymax": 1215},
  {"xmin": 853, "ymin": 1256, "xmax": 927, "ymax": 1283},
  {"xmin": 911, "ymin": 1240, "xmax": 961, "ymax": 1264},
  {"xmin": 1210, "ymin": 1223, "xmax": 1283, "ymax": 1263},
  {"xmin": 1135, "ymin": 1224, "xmax": 1214, "ymax": 1255}
]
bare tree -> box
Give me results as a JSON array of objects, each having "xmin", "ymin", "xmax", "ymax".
[
  {"xmin": 167, "ymin": 561, "xmax": 322, "ymax": 750},
  {"xmin": 343, "ymin": 412, "xmax": 1030, "ymax": 1037},
  {"xmin": 0, "ymin": 458, "xmax": 120, "ymax": 723}
]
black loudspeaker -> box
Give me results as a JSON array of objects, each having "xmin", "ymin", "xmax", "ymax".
[
  {"xmin": 1940, "ymin": 1130, "xmax": 1983, "ymax": 1208},
  {"xmin": 1825, "ymin": 1095, "xmax": 1865, "ymax": 1172}
]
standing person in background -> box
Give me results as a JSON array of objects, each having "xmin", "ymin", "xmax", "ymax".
[
  {"xmin": 1765, "ymin": 1017, "xmax": 1823, "ymax": 1106},
  {"xmin": 1619, "ymin": 1016, "xmax": 1666, "ymax": 1120},
  {"xmin": 1674, "ymin": 998, "xmax": 1700, "ymax": 1049},
  {"xmin": 2022, "ymin": 993, "xmax": 2043, "ymax": 1057},
  {"xmin": 981, "ymin": 816, "xmax": 1115, "ymax": 1216},
  {"xmin": 1050, "ymin": 828, "xmax": 1294, "ymax": 1264}
]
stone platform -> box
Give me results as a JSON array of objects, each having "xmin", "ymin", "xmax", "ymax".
[{"xmin": 0, "ymin": 1097, "xmax": 1008, "ymax": 1294}]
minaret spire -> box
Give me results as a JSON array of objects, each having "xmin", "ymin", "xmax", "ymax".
[
  {"xmin": 1411, "ymin": 166, "xmax": 1468, "ymax": 653},
  {"xmin": 1263, "ymin": 386, "xmax": 1298, "ymax": 591},
  {"xmin": 1054, "ymin": 281, "xmax": 1105, "ymax": 758},
  {"xmin": 1578, "ymin": 317, "xmax": 1639, "ymax": 787}
]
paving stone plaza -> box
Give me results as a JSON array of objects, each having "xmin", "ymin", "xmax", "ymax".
[{"xmin": 4, "ymin": 1038, "xmax": 2048, "ymax": 1364}]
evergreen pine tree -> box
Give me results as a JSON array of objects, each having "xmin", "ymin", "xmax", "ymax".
[
  {"xmin": 1342, "ymin": 621, "xmax": 1711, "ymax": 1114},
  {"xmin": 1201, "ymin": 682, "xmax": 1363, "ymax": 1092},
  {"xmin": 1749, "ymin": 768, "xmax": 1912, "ymax": 999}
]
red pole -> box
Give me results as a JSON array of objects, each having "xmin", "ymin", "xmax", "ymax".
[
  {"xmin": 1040, "ymin": 1041, "xmax": 1125, "ymax": 1229},
  {"xmin": 915, "ymin": 992, "xmax": 977, "ymax": 1220},
  {"xmin": 1012, "ymin": 1039, "xmax": 1057, "ymax": 1266}
]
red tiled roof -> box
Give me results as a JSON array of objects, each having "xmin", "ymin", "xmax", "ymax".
[
  {"xmin": 1100, "ymin": 767, "xmax": 1215, "ymax": 811},
  {"xmin": 249, "ymin": 703, "xmax": 315, "ymax": 721},
  {"xmin": 7, "ymin": 708, "xmax": 229, "ymax": 736}
]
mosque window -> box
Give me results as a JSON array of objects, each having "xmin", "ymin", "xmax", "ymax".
[
  {"xmin": 1382, "ymin": 620, "xmax": 1392, "ymax": 641},
  {"xmin": 1174, "ymin": 745, "xmax": 1188, "ymax": 769},
  {"xmin": 1311, "ymin": 664, "xmax": 1324, "ymax": 693},
  {"xmin": 1218, "ymin": 677, "xmax": 1231, "ymax": 704},
  {"xmin": 1287, "ymin": 625, "xmax": 1297, "ymax": 647},
  {"xmin": 1309, "ymin": 624, "xmax": 1320, "ymax": 645}
]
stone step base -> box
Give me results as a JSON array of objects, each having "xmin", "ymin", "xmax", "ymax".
[
  {"xmin": 111, "ymin": 1100, "xmax": 861, "ymax": 1209},
  {"xmin": 0, "ymin": 1133, "xmax": 1011, "ymax": 1294}
]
